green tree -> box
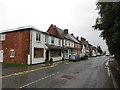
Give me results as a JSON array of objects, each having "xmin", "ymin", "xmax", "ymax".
[
  {"xmin": 93, "ymin": 2, "xmax": 120, "ymax": 63},
  {"xmin": 97, "ymin": 46, "xmax": 103, "ymax": 54}
]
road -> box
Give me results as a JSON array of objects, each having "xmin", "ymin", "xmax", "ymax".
[{"xmin": 2, "ymin": 56, "xmax": 113, "ymax": 88}]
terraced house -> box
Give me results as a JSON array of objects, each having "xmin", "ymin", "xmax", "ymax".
[
  {"xmin": 0, "ymin": 26, "xmax": 63, "ymax": 64},
  {"xmin": 0, "ymin": 25, "xmax": 93, "ymax": 64},
  {"xmin": 47, "ymin": 24, "xmax": 82, "ymax": 59}
]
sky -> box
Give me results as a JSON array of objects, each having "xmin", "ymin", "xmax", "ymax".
[{"xmin": 0, "ymin": 0, "xmax": 108, "ymax": 51}]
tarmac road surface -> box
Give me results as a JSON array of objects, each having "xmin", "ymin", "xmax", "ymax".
[{"xmin": 1, "ymin": 56, "xmax": 114, "ymax": 88}]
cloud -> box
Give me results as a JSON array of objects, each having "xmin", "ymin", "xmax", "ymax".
[{"xmin": 0, "ymin": 0, "xmax": 108, "ymax": 51}]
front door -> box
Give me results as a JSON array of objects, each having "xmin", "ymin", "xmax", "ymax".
[
  {"xmin": 45, "ymin": 50, "xmax": 49, "ymax": 61},
  {"xmin": 0, "ymin": 50, "xmax": 3, "ymax": 62}
]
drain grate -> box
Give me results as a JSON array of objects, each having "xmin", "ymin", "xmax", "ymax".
[{"xmin": 60, "ymin": 75, "xmax": 76, "ymax": 80}]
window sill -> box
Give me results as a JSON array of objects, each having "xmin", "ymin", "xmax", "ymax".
[
  {"xmin": 34, "ymin": 57, "xmax": 44, "ymax": 58},
  {"xmin": 51, "ymin": 43, "xmax": 54, "ymax": 45},
  {"xmin": 50, "ymin": 56, "xmax": 61, "ymax": 57},
  {"xmin": 10, "ymin": 56, "xmax": 14, "ymax": 58},
  {"xmin": 45, "ymin": 42, "xmax": 48, "ymax": 44},
  {"xmin": 36, "ymin": 41, "xmax": 41, "ymax": 43}
]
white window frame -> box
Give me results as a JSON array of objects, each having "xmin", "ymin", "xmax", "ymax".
[
  {"xmin": 51, "ymin": 37, "xmax": 54, "ymax": 44},
  {"xmin": 10, "ymin": 49, "xmax": 14, "ymax": 57},
  {"xmin": 58, "ymin": 39, "xmax": 61, "ymax": 46},
  {"xmin": 45, "ymin": 35, "xmax": 49, "ymax": 43},
  {"xmin": 36, "ymin": 33, "xmax": 41, "ymax": 42},
  {"xmin": 69, "ymin": 41, "xmax": 70, "ymax": 46},
  {"xmin": 0, "ymin": 34, "xmax": 6, "ymax": 41},
  {"xmin": 65, "ymin": 40, "xmax": 67, "ymax": 46}
]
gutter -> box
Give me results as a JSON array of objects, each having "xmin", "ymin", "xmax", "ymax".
[{"xmin": 106, "ymin": 59, "xmax": 118, "ymax": 89}]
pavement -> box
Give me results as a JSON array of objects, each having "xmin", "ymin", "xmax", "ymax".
[
  {"xmin": 1, "ymin": 60, "xmax": 66, "ymax": 76},
  {"xmin": 106, "ymin": 57, "xmax": 120, "ymax": 89},
  {"xmin": 1, "ymin": 56, "xmax": 114, "ymax": 89}
]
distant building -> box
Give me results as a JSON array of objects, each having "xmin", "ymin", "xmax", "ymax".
[
  {"xmin": 81, "ymin": 37, "xmax": 89, "ymax": 56},
  {"xmin": 88, "ymin": 44, "xmax": 93, "ymax": 56}
]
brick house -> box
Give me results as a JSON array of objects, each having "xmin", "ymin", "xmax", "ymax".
[
  {"xmin": 81, "ymin": 37, "xmax": 89, "ymax": 56},
  {"xmin": 0, "ymin": 26, "xmax": 63, "ymax": 64},
  {"xmin": 75, "ymin": 36, "xmax": 82, "ymax": 54},
  {"xmin": 47, "ymin": 24, "xmax": 81, "ymax": 59},
  {"xmin": 88, "ymin": 44, "xmax": 93, "ymax": 56}
]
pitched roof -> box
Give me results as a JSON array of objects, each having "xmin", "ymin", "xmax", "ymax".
[
  {"xmin": 54, "ymin": 25, "xmax": 80, "ymax": 43},
  {"xmin": 0, "ymin": 26, "xmax": 41, "ymax": 33}
]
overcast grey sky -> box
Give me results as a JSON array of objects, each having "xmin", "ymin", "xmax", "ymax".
[{"xmin": 0, "ymin": 0, "xmax": 108, "ymax": 51}]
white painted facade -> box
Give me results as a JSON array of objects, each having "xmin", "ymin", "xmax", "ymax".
[
  {"xmin": 92, "ymin": 50, "xmax": 97, "ymax": 57},
  {"xmin": 0, "ymin": 50, "xmax": 3, "ymax": 62},
  {"xmin": 48, "ymin": 35, "xmax": 63, "ymax": 62},
  {"xmin": 31, "ymin": 31, "xmax": 47, "ymax": 64},
  {"xmin": 82, "ymin": 45, "xmax": 86, "ymax": 54},
  {"xmin": 30, "ymin": 30, "xmax": 63, "ymax": 64},
  {"xmin": 63, "ymin": 39, "xmax": 74, "ymax": 59}
]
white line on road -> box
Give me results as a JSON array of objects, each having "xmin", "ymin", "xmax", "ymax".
[{"xmin": 18, "ymin": 72, "xmax": 59, "ymax": 89}]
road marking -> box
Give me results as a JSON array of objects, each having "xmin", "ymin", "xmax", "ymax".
[
  {"xmin": 64, "ymin": 62, "xmax": 73, "ymax": 64},
  {"xmin": 1, "ymin": 61, "xmax": 72, "ymax": 79},
  {"xmin": 18, "ymin": 72, "xmax": 59, "ymax": 89},
  {"xmin": 0, "ymin": 64, "xmax": 58, "ymax": 79}
]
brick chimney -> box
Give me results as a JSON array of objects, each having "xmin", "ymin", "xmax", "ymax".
[
  {"xmin": 81, "ymin": 37, "xmax": 86, "ymax": 41},
  {"xmin": 53, "ymin": 25, "xmax": 56, "ymax": 29},
  {"xmin": 76, "ymin": 36, "xmax": 79, "ymax": 40},
  {"xmin": 71, "ymin": 33, "xmax": 74, "ymax": 36},
  {"xmin": 64, "ymin": 29, "xmax": 68, "ymax": 34}
]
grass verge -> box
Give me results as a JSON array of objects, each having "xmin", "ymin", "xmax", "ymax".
[{"xmin": 0, "ymin": 62, "xmax": 31, "ymax": 66}]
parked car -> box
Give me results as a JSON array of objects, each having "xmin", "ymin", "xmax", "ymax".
[
  {"xmin": 69, "ymin": 54, "xmax": 77, "ymax": 62},
  {"xmin": 79, "ymin": 53, "xmax": 88, "ymax": 60},
  {"xmin": 92, "ymin": 53, "xmax": 97, "ymax": 57},
  {"xmin": 85, "ymin": 53, "xmax": 89, "ymax": 59},
  {"xmin": 97, "ymin": 53, "xmax": 101, "ymax": 56},
  {"xmin": 76, "ymin": 54, "xmax": 81, "ymax": 61},
  {"xmin": 105, "ymin": 53, "xmax": 110, "ymax": 56},
  {"xmin": 80, "ymin": 53, "xmax": 86, "ymax": 60}
]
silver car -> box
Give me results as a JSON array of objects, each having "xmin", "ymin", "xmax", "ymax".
[{"xmin": 69, "ymin": 54, "xmax": 77, "ymax": 62}]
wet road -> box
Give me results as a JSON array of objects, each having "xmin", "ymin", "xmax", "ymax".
[{"xmin": 2, "ymin": 56, "xmax": 113, "ymax": 88}]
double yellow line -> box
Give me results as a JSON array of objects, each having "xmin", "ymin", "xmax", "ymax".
[
  {"xmin": 0, "ymin": 61, "xmax": 73, "ymax": 79},
  {"xmin": 0, "ymin": 64, "xmax": 58, "ymax": 79}
]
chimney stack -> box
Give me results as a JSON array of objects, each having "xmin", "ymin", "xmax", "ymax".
[
  {"xmin": 76, "ymin": 36, "xmax": 79, "ymax": 40},
  {"xmin": 81, "ymin": 37, "xmax": 86, "ymax": 41},
  {"xmin": 71, "ymin": 33, "xmax": 74, "ymax": 36},
  {"xmin": 53, "ymin": 25, "xmax": 56, "ymax": 29},
  {"xmin": 64, "ymin": 29, "xmax": 68, "ymax": 34}
]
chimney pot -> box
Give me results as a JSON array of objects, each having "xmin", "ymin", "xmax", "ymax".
[{"xmin": 64, "ymin": 29, "xmax": 68, "ymax": 34}]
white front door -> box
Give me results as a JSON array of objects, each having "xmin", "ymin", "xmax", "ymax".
[{"xmin": 0, "ymin": 50, "xmax": 3, "ymax": 62}]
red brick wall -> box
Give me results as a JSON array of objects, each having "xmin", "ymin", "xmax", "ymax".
[
  {"xmin": 89, "ymin": 45, "xmax": 93, "ymax": 56},
  {"xmin": 47, "ymin": 25, "xmax": 62, "ymax": 38},
  {"xmin": 76, "ymin": 43, "xmax": 82, "ymax": 54},
  {"xmin": 2, "ymin": 30, "xmax": 30, "ymax": 64}
]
